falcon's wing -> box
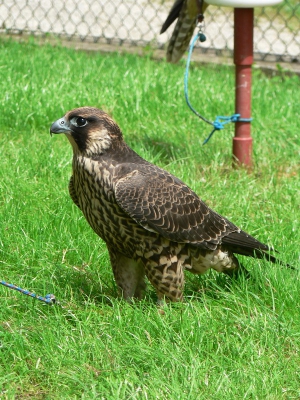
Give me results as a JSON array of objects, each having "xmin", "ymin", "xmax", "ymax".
[{"xmin": 114, "ymin": 164, "xmax": 239, "ymax": 250}]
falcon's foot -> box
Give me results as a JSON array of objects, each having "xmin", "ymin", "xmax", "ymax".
[
  {"xmin": 223, "ymin": 262, "xmax": 251, "ymax": 279},
  {"xmin": 108, "ymin": 249, "xmax": 146, "ymax": 301}
]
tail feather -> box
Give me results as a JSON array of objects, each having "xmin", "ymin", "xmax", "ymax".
[
  {"xmin": 160, "ymin": 0, "xmax": 185, "ymax": 34},
  {"xmin": 161, "ymin": 0, "xmax": 208, "ymax": 63},
  {"xmin": 222, "ymin": 230, "xmax": 294, "ymax": 269}
]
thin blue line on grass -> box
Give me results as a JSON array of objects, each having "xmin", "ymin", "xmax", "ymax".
[{"xmin": 1, "ymin": 280, "xmax": 56, "ymax": 305}]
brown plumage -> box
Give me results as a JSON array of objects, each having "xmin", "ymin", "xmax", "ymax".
[
  {"xmin": 50, "ymin": 107, "xmax": 288, "ymax": 302},
  {"xmin": 161, "ymin": 0, "xmax": 208, "ymax": 63}
]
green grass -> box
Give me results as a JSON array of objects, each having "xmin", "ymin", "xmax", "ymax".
[{"xmin": 0, "ymin": 38, "xmax": 299, "ymax": 399}]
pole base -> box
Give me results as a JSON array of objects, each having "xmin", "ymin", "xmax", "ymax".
[{"xmin": 232, "ymin": 136, "xmax": 253, "ymax": 167}]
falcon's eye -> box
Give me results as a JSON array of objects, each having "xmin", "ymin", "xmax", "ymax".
[{"xmin": 70, "ymin": 117, "xmax": 88, "ymax": 128}]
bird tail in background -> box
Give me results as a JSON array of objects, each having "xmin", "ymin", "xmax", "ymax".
[{"xmin": 161, "ymin": 0, "xmax": 208, "ymax": 63}]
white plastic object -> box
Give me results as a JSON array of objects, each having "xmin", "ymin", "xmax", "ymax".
[{"xmin": 205, "ymin": 0, "xmax": 283, "ymax": 7}]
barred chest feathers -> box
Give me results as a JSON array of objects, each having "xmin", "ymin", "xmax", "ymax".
[{"xmin": 70, "ymin": 154, "xmax": 152, "ymax": 256}]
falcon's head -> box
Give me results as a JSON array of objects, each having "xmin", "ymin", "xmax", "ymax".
[{"xmin": 50, "ymin": 107, "xmax": 123, "ymax": 156}]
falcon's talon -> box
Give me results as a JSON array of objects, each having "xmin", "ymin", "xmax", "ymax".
[{"xmin": 50, "ymin": 107, "xmax": 292, "ymax": 303}]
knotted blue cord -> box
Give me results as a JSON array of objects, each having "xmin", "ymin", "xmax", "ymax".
[
  {"xmin": 184, "ymin": 31, "xmax": 252, "ymax": 145},
  {"xmin": 1, "ymin": 280, "xmax": 56, "ymax": 305}
]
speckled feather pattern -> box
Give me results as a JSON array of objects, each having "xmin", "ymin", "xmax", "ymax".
[
  {"xmin": 50, "ymin": 107, "xmax": 280, "ymax": 302},
  {"xmin": 161, "ymin": 0, "xmax": 208, "ymax": 63}
]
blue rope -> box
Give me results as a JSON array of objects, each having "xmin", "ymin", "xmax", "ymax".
[
  {"xmin": 184, "ymin": 31, "xmax": 252, "ymax": 145},
  {"xmin": 1, "ymin": 280, "xmax": 56, "ymax": 305}
]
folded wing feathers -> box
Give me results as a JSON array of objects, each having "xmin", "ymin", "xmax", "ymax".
[{"xmin": 115, "ymin": 165, "xmax": 235, "ymax": 248}]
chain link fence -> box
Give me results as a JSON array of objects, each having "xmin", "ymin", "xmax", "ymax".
[{"xmin": 0, "ymin": 0, "xmax": 299, "ymax": 63}]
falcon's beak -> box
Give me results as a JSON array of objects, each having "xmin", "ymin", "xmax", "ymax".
[{"xmin": 50, "ymin": 117, "xmax": 72, "ymax": 136}]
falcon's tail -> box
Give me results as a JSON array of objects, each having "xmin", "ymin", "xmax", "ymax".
[
  {"xmin": 161, "ymin": 0, "xmax": 208, "ymax": 63},
  {"xmin": 222, "ymin": 230, "xmax": 294, "ymax": 269},
  {"xmin": 160, "ymin": 0, "xmax": 185, "ymax": 34}
]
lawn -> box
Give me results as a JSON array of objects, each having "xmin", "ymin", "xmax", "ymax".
[{"xmin": 0, "ymin": 38, "xmax": 299, "ymax": 399}]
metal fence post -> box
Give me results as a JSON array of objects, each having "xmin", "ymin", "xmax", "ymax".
[{"xmin": 233, "ymin": 8, "xmax": 254, "ymax": 167}]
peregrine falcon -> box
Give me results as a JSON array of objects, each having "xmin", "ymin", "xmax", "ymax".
[
  {"xmin": 50, "ymin": 107, "xmax": 288, "ymax": 302},
  {"xmin": 161, "ymin": 0, "xmax": 208, "ymax": 63}
]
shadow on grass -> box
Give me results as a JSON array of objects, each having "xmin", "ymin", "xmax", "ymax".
[
  {"xmin": 130, "ymin": 133, "xmax": 183, "ymax": 162},
  {"xmin": 50, "ymin": 262, "xmax": 117, "ymax": 306},
  {"xmin": 49, "ymin": 256, "xmax": 282, "ymax": 309},
  {"xmin": 184, "ymin": 265, "xmax": 268, "ymax": 302}
]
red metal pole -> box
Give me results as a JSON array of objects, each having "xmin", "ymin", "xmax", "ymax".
[{"xmin": 233, "ymin": 8, "xmax": 253, "ymax": 167}]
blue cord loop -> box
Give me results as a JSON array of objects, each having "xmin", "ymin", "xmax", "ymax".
[
  {"xmin": 1, "ymin": 280, "xmax": 57, "ymax": 305},
  {"xmin": 203, "ymin": 114, "xmax": 252, "ymax": 145},
  {"xmin": 184, "ymin": 31, "xmax": 252, "ymax": 145}
]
